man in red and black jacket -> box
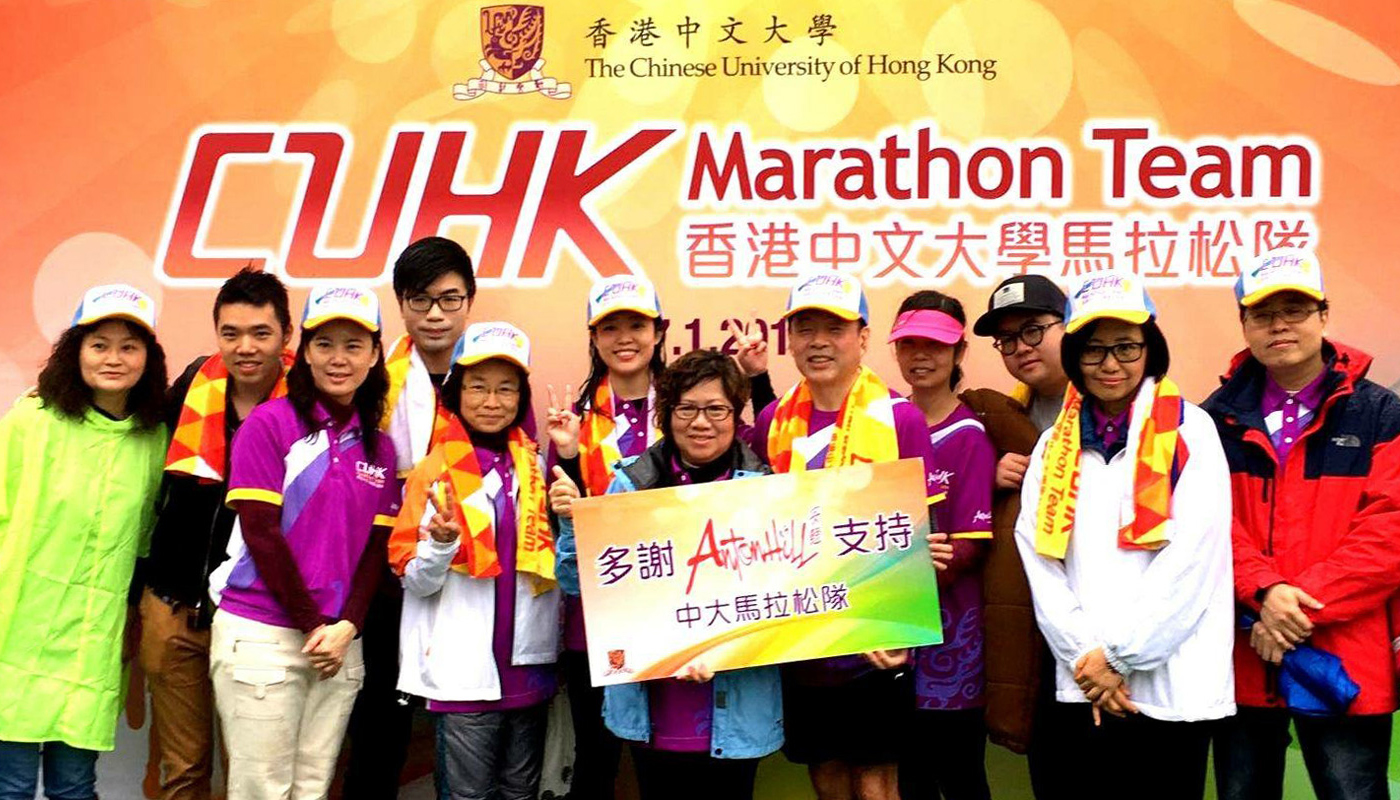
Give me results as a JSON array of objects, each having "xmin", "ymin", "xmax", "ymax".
[{"xmin": 1204, "ymin": 249, "xmax": 1400, "ymax": 800}]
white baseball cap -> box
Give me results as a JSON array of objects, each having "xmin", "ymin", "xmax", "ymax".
[
  {"xmin": 301, "ymin": 285, "xmax": 382, "ymax": 333},
  {"xmin": 1064, "ymin": 272, "xmax": 1157, "ymax": 334},
  {"xmin": 587, "ymin": 276, "xmax": 662, "ymax": 326},
  {"xmin": 453, "ymin": 322, "xmax": 532, "ymax": 374},
  {"xmin": 72, "ymin": 284, "xmax": 157, "ymax": 334},
  {"xmin": 782, "ymin": 271, "xmax": 870, "ymax": 323},
  {"xmin": 1235, "ymin": 248, "xmax": 1325, "ymax": 307}
]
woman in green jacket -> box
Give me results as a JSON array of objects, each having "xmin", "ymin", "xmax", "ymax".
[{"xmin": 0, "ymin": 285, "xmax": 168, "ymax": 800}]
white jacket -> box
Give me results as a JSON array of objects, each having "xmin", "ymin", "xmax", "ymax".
[
  {"xmin": 1015, "ymin": 398, "xmax": 1236, "ymax": 722},
  {"xmin": 396, "ymin": 459, "xmax": 561, "ymax": 702},
  {"xmin": 386, "ymin": 343, "xmax": 437, "ymax": 477}
]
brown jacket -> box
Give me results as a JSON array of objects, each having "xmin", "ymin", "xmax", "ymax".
[{"xmin": 958, "ymin": 388, "xmax": 1045, "ymax": 754}]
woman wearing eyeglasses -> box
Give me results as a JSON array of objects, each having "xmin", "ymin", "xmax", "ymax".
[
  {"xmin": 1013, "ymin": 273, "xmax": 1235, "ymax": 800},
  {"xmin": 550, "ymin": 350, "xmax": 782, "ymax": 800}
]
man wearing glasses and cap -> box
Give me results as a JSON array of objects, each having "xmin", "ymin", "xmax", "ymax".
[
  {"xmin": 957, "ymin": 274, "xmax": 1071, "ymax": 797},
  {"xmin": 1206, "ymin": 249, "xmax": 1400, "ymax": 800}
]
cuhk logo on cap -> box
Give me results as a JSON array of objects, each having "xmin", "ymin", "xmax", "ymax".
[
  {"xmin": 458, "ymin": 321, "xmax": 531, "ymax": 371},
  {"xmin": 73, "ymin": 283, "xmax": 157, "ymax": 332},
  {"xmin": 1237, "ymin": 248, "xmax": 1324, "ymax": 305}
]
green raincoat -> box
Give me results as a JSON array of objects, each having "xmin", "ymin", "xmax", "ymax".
[{"xmin": 0, "ymin": 396, "xmax": 165, "ymax": 751}]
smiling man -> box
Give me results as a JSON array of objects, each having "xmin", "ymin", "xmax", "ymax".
[
  {"xmin": 1205, "ymin": 249, "xmax": 1400, "ymax": 800},
  {"xmin": 138, "ymin": 267, "xmax": 292, "ymax": 800}
]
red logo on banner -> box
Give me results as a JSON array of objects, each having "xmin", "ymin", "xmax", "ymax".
[{"xmin": 454, "ymin": 5, "xmax": 571, "ymax": 100}]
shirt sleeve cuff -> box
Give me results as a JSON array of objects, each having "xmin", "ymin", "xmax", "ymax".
[
  {"xmin": 1103, "ymin": 645, "xmax": 1134, "ymax": 677},
  {"xmin": 226, "ymin": 487, "xmax": 283, "ymax": 507}
]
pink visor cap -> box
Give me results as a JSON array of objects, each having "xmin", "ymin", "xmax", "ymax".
[{"xmin": 888, "ymin": 309, "xmax": 965, "ymax": 345}]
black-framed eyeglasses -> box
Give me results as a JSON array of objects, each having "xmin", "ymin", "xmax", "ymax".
[
  {"xmin": 993, "ymin": 321, "xmax": 1060, "ymax": 355},
  {"xmin": 1243, "ymin": 305, "xmax": 1322, "ymax": 330},
  {"xmin": 406, "ymin": 293, "xmax": 468, "ymax": 313},
  {"xmin": 674, "ymin": 404, "xmax": 734, "ymax": 422},
  {"xmin": 1079, "ymin": 342, "xmax": 1146, "ymax": 365}
]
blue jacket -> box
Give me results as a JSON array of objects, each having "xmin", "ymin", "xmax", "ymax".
[{"xmin": 555, "ymin": 441, "xmax": 784, "ymax": 759}]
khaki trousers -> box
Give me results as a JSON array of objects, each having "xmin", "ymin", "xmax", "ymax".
[
  {"xmin": 139, "ymin": 589, "xmax": 216, "ymax": 800},
  {"xmin": 210, "ymin": 610, "xmax": 364, "ymax": 800}
]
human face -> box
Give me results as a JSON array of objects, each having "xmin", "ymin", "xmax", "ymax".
[
  {"xmin": 1080, "ymin": 319, "xmax": 1147, "ymax": 414},
  {"xmin": 591, "ymin": 311, "xmax": 658, "ymax": 378},
  {"xmin": 399, "ymin": 273, "xmax": 471, "ymax": 358},
  {"xmin": 216, "ymin": 302, "xmax": 291, "ymax": 391},
  {"xmin": 788, "ymin": 310, "xmax": 868, "ymax": 387},
  {"xmin": 994, "ymin": 311, "xmax": 1066, "ymax": 392},
  {"xmin": 80, "ymin": 320, "xmax": 148, "ymax": 399},
  {"xmin": 1241, "ymin": 291, "xmax": 1327, "ymax": 378},
  {"xmin": 304, "ymin": 320, "xmax": 379, "ymax": 406},
  {"xmin": 671, "ymin": 378, "xmax": 736, "ymax": 466},
  {"xmin": 458, "ymin": 359, "xmax": 523, "ymax": 434},
  {"xmin": 895, "ymin": 336, "xmax": 962, "ymax": 393}
]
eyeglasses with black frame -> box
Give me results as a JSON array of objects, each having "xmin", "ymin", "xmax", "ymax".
[
  {"xmin": 1243, "ymin": 304, "xmax": 1323, "ymax": 330},
  {"xmin": 405, "ymin": 293, "xmax": 468, "ymax": 313},
  {"xmin": 992, "ymin": 321, "xmax": 1060, "ymax": 355},
  {"xmin": 1079, "ymin": 342, "xmax": 1146, "ymax": 366},
  {"xmin": 673, "ymin": 403, "xmax": 735, "ymax": 422}
]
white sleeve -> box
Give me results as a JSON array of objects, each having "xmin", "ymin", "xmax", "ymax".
[
  {"xmin": 1013, "ymin": 429, "xmax": 1101, "ymax": 670},
  {"xmin": 402, "ymin": 536, "xmax": 461, "ymax": 598},
  {"xmin": 1100, "ymin": 405, "xmax": 1234, "ymax": 675}
]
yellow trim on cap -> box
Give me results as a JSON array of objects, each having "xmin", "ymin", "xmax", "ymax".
[
  {"xmin": 781, "ymin": 303, "xmax": 862, "ymax": 322},
  {"xmin": 74, "ymin": 312, "xmax": 155, "ymax": 334},
  {"xmin": 454, "ymin": 352, "xmax": 531, "ymax": 374},
  {"xmin": 226, "ymin": 487, "xmax": 284, "ymax": 507},
  {"xmin": 1239, "ymin": 284, "xmax": 1326, "ymax": 308},
  {"xmin": 1065, "ymin": 308, "xmax": 1151, "ymax": 334},
  {"xmin": 588, "ymin": 303, "xmax": 661, "ymax": 327},
  {"xmin": 302, "ymin": 312, "xmax": 380, "ymax": 333}
]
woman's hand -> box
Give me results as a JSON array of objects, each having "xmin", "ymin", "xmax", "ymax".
[
  {"xmin": 546, "ymin": 384, "xmax": 582, "ymax": 459},
  {"xmin": 549, "ymin": 466, "xmax": 581, "ymax": 519},
  {"xmin": 424, "ymin": 482, "xmax": 462, "ymax": 544},
  {"xmin": 729, "ymin": 315, "xmax": 769, "ymax": 377},
  {"xmin": 303, "ymin": 620, "xmax": 357, "ymax": 679}
]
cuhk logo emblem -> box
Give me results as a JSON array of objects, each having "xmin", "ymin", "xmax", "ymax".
[{"xmin": 455, "ymin": 5, "xmax": 572, "ymax": 101}]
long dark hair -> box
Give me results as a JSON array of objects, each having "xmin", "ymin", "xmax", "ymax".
[
  {"xmin": 895, "ymin": 290, "xmax": 969, "ymax": 388},
  {"xmin": 572, "ymin": 317, "xmax": 668, "ymax": 414},
  {"xmin": 441, "ymin": 359, "xmax": 533, "ymax": 433},
  {"xmin": 285, "ymin": 326, "xmax": 389, "ymax": 450},
  {"xmin": 36, "ymin": 320, "xmax": 167, "ymax": 431}
]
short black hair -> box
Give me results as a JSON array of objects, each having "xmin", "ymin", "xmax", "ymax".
[
  {"xmin": 1061, "ymin": 318, "xmax": 1171, "ymax": 396},
  {"xmin": 654, "ymin": 349, "xmax": 750, "ymax": 441},
  {"xmin": 442, "ymin": 359, "xmax": 533, "ymax": 432},
  {"xmin": 895, "ymin": 290, "xmax": 968, "ymax": 388},
  {"xmin": 36, "ymin": 320, "xmax": 168, "ymax": 431},
  {"xmin": 392, "ymin": 237, "xmax": 476, "ymax": 302},
  {"xmin": 213, "ymin": 266, "xmax": 291, "ymax": 332}
]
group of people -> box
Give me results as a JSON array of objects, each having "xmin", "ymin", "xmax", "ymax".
[{"xmin": 0, "ymin": 237, "xmax": 1396, "ymax": 800}]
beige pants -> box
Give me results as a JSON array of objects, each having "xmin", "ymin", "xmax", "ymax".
[
  {"xmin": 210, "ymin": 609, "xmax": 364, "ymax": 800},
  {"xmin": 139, "ymin": 589, "xmax": 216, "ymax": 800}
]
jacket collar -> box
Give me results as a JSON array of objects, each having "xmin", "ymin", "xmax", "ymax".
[{"xmin": 1207, "ymin": 339, "xmax": 1370, "ymax": 428}]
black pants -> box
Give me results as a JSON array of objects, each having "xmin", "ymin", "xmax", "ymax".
[
  {"xmin": 562, "ymin": 649, "xmax": 623, "ymax": 800},
  {"xmin": 343, "ymin": 582, "xmax": 416, "ymax": 799},
  {"xmin": 631, "ymin": 747, "xmax": 759, "ymax": 800},
  {"xmin": 898, "ymin": 707, "xmax": 991, "ymax": 800},
  {"xmin": 1213, "ymin": 706, "xmax": 1392, "ymax": 800},
  {"xmin": 1025, "ymin": 647, "xmax": 1066, "ymax": 800},
  {"xmin": 1036, "ymin": 702, "xmax": 1214, "ymax": 800}
]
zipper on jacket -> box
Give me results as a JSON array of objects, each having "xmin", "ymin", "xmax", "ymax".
[{"xmin": 1264, "ymin": 476, "xmax": 1276, "ymax": 556}]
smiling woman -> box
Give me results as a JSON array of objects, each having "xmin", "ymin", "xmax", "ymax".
[{"xmin": 0, "ymin": 284, "xmax": 168, "ymax": 797}]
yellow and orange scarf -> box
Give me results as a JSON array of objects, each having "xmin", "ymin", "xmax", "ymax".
[
  {"xmin": 767, "ymin": 366, "xmax": 901, "ymax": 473},
  {"xmin": 390, "ymin": 406, "xmax": 555, "ymax": 593},
  {"xmin": 578, "ymin": 378, "xmax": 660, "ymax": 497},
  {"xmin": 165, "ymin": 352, "xmax": 292, "ymax": 482},
  {"xmin": 1034, "ymin": 376, "xmax": 1190, "ymax": 559},
  {"xmin": 381, "ymin": 334, "xmax": 416, "ymax": 429}
]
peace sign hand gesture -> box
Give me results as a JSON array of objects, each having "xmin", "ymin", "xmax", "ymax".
[
  {"xmin": 546, "ymin": 384, "xmax": 582, "ymax": 459},
  {"xmin": 730, "ymin": 313, "xmax": 769, "ymax": 377},
  {"xmin": 424, "ymin": 480, "xmax": 463, "ymax": 544}
]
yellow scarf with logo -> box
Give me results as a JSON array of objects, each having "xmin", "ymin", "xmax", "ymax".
[
  {"xmin": 390, "ymin": 406, "xmax": 555, "ymax": 594},
  {"xmin": 381, "ymin": 334, "xmax": 416, "ymax": 429},
  {"xmin": 767, "ymin": 366, "xmax": 901, "ymax": 473},
  {"xmin": 1034, "ymin": 377, "xmax": 1189, "ymax": 559},
  {"xmin": 578, "ymin": 378, "xmax": 660, "ymax": 496}
]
